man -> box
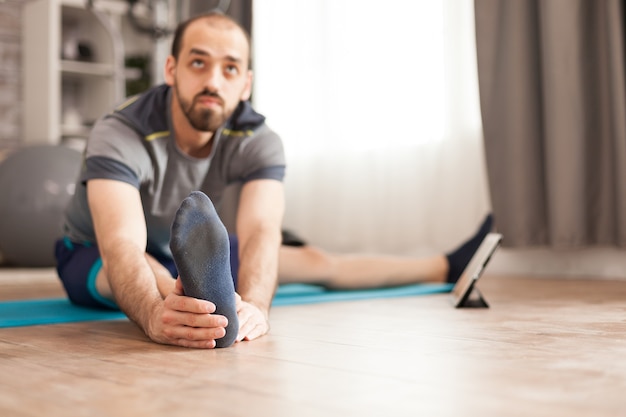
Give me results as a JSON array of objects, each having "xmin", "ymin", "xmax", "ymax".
[
  {"xmin": 56, "ymin": 12, "xmax": 281, "ymax": 348},
  {"xmin": 56, "ymin": 12, "xmax": 493, "ymax": 349}
]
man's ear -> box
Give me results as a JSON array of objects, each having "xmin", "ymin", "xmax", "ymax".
[
  {"xmin": 240, "ymin": 70, "xmax": 253, "ymax": 101},
  {"xmin": 164, "ymin": 55, "xmax": 176, "ymax": 86}
]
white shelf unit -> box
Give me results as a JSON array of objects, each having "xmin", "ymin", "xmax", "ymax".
[{"xmin": 22, "ymin": 0, "xmax": 126, "ymax": 145}]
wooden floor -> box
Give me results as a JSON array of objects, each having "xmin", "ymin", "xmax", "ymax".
[{"xmin": 0, "ymin": 269, "xmax": 625, "ymax": 417}]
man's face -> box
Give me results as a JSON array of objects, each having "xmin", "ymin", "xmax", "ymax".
[{"xmin": 166, "ymin": 19, "xmax": 252, "ymax": 132}]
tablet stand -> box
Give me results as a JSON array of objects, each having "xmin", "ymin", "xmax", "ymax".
[{"xmin": 456, "ymin": 281, "xmax": 489, "ymax": 308}]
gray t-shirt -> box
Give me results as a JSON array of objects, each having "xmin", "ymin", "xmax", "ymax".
[{"xmin": 63, "ymin": 84, "xmax": 285, "ymax": 259}]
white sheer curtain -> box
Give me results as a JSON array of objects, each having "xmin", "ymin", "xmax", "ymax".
[{"xmin": 252, "ymin": 0, "xmax": 491, "ymax": 255}]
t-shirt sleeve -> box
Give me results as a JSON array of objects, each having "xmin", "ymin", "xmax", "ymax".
[
  {"xmin": 80, "ymin": 116, "xmax": 149, "ymax": 188},
  {"xmin": 235, "ymin": 125, "xmax": 286, "ymax": 183}
]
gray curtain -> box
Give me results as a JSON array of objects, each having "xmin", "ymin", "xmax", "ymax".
[{"xmin": 475, "ymin": 0, "xmax": 626, "ymax": 248}]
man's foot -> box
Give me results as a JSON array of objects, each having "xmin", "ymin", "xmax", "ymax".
[
  {"xmin": 170, "ymin": 191, "xmax": 238, "ymax": 348},
  {"xmin": 445, "ymin": 214, "xmax": 494, "ymax": 283}
]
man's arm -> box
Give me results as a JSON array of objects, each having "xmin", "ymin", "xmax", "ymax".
[
  {"xmin": 87, "ymin": 178, "xmax": 228, "ymax": 348},
  {"xmin": 235, "ymin": 179, "xmax": 285, "ymax": 341}
]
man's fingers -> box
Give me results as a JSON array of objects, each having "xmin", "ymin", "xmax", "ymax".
[
  {"xmin": 177, "ymin": 339, "xmax": 217, "ymax": 349},
  {"xmin": 162, "ymin": 308, "xmax": 227, "ymax": 328},
  {"xmin": 173, "ymin": 277, "xmax": 185, "ymax": 295},
  {"xmin": 236, "ymin": 305, "xmax": 268, "ymax": 342},
  {"xmin": 237, "ymin": 319, "xmax": 254, "ymax": 342},
  {"xmin": 163, "ymin": 324, "xmax": 226, "ymax": 342},
  {"xmin": 242, "ymin": 323, "xmax": 267, "ymax": 341},
  {"xmin": 150, "ymin": 297, "xmax": 232, "ymax": 349},
  {"xmin": 236, "ymin": 304, "xmax": 254, "ymax": 341},
  {"xmin": 166, "ymin": 292, "xmax": 216, "ymax": 314}
]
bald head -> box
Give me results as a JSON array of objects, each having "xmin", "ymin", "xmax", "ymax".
[{"xmin": 171, "ymin": 12, "xmax": 251, "ymax": 66}]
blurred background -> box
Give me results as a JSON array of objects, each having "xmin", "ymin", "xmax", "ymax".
[{"xmin": 1, "ymin": 0, "xmax": 625, "ymax": 279}]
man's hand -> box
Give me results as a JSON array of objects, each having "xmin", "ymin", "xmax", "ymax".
[
  {"xmin": 147, "ymin": 278, "xmax": 229, "ymax": 349},
  {"xmin": 235, "ymin": 294, "xmax": 270, "ymax": 342}
]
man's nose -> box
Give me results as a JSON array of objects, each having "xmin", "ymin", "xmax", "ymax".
[{"xmin": 204, "ymin": 65, "xmax": 224, "ymax": 92}]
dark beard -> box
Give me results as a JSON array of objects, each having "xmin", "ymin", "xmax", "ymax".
[
  {"xmin": 176, "ymin": 87, "xmax": 227, "ymax": 132},
  {"xmin": 186, "ymin": 106, "xmax": 222, "ymax": 132}
]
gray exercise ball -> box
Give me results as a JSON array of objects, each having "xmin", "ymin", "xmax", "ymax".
[{"xmin": 0, "ymin": 144, "xmax": 82, "ymax": 267}]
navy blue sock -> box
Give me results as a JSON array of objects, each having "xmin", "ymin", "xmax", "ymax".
[
  {"xmin": 445, "ymin": 214, "xmax": 494, "ymax": 283},
  {"xmin": 170, "ymin": 191, "xmax": 238, "ymax": 348}
]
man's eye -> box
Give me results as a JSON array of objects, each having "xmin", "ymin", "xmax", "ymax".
[
  {"xmin": 191, "ymin": 60, "xmax": 204, "ymax": 68},
  {"xmin": 225, "ymin": 65, "xmax": 239, "ymax": 75}
]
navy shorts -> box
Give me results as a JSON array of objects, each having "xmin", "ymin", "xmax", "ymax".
[{"xmin": 55, "ymin": 236, "xmax": 241, "ymax": 310}]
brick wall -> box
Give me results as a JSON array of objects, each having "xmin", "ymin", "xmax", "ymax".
[{"xmin": 0, "ymin": 0, "xmax": 23, "ymax": 154}]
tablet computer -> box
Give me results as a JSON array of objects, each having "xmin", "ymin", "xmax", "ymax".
[{"xmin": 451, "ymin": 232, "xmax": 502, "ymax": 308}]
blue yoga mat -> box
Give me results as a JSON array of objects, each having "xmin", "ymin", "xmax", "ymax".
[{"xmin": 0, "ymin": 282, "xmax": 453, "ymax": 328}]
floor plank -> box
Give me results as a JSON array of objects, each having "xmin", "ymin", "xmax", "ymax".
[{"xmin": 0, "ymin": 269, "xmax": 625, "ymax": 417}]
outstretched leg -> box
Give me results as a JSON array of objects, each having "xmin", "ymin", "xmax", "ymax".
[
  {"xmin": 277, "ymin": 214, "xmax": 493, "ymax": 288},
  {"xmin": 170, "ymin": 191, "xmax": 238, "ymax": 348},
  {"xmin": 278, "ymin": 245, "xmax": 448, "ymax": 288}
]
